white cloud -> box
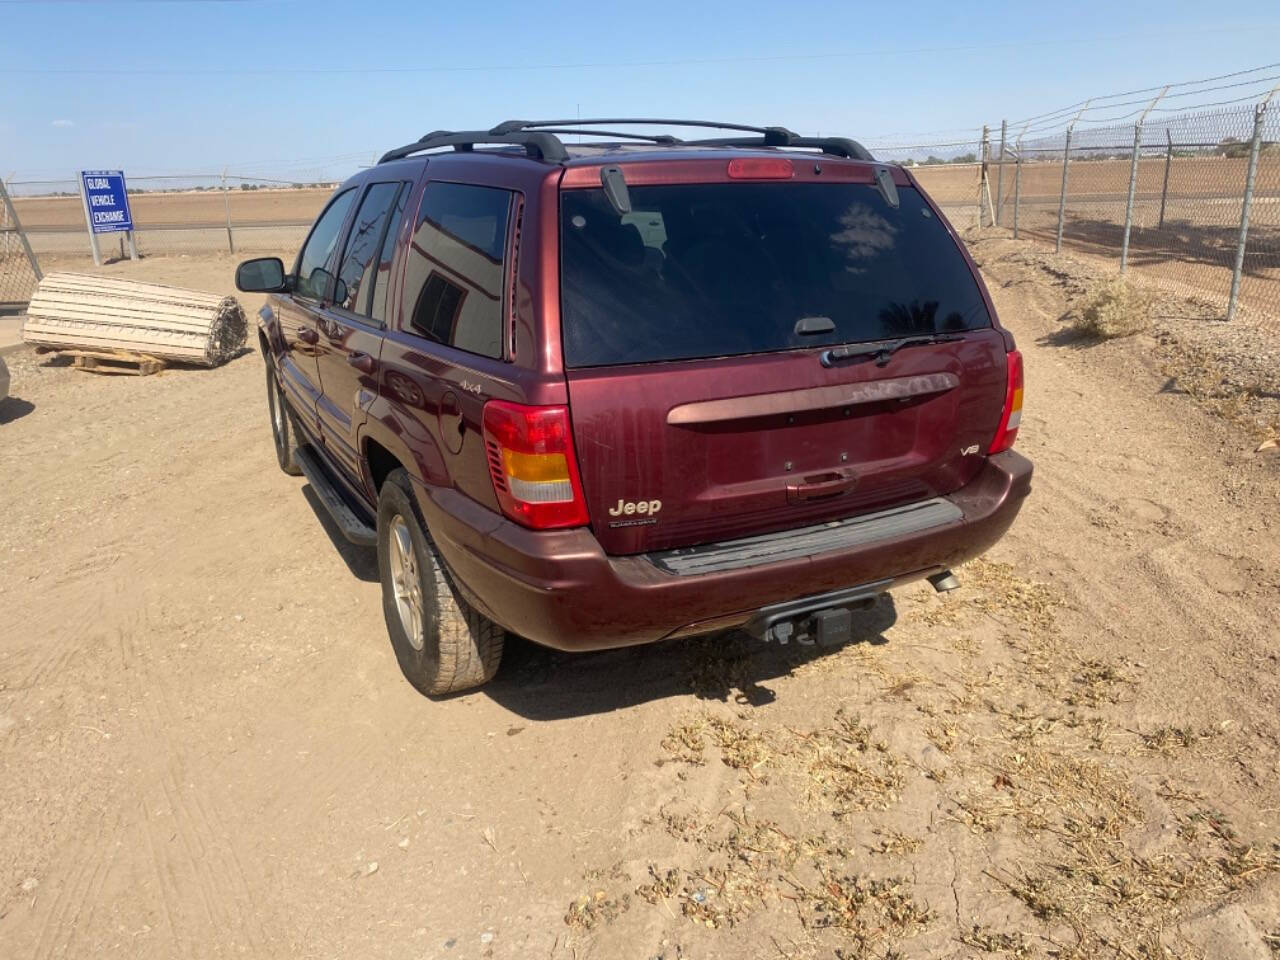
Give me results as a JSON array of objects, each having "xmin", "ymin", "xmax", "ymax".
[{"xmin": 51, "ymin": 119, "xmax": 74, "ymax": 128}]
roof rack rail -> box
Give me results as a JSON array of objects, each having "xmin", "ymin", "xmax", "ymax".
[
  {"xmin": 493, "ymin": 119, "xmax": 874, "ymax": 160},
  {"xmin": 378, "ymin": 129, "xmax": 569, "ymax": 165},
  {"xmin": 376, "ymin": 119, "xmax": 877, "ymax": 165}
]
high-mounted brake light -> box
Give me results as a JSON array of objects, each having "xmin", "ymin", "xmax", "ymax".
[
  {"xmin": 726, "ymin": 157, "xmax": 794, "ymax": 180},
  {"xmin": 482, "ymin": 401, "xmax": 589, "ymax": 529},
  {"xmin": 988, "ymin": 350, "xmax": 1024, "ymax": 454}
]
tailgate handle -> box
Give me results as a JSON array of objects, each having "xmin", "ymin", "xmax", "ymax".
[{"xmin": 787, "ymin": 471, "xmax": 856, "ymax": 503}]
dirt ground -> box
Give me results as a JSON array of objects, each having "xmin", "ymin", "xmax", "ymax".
[{"xmin": 1, "ymin": 241, "xmax": 1278, "ymax": 960}]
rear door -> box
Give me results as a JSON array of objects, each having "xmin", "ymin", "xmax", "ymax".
[
  {"xmin": 313, "ymin": 180, "xmax": 410, "ymax": 478},
  {"xmin": 379, "ymin": 179, "xmax": 519, "ymax": 508},
  {"xmin": 275, "ymin": 186, "xmax": 357, "ymax": 439},
  {"xmin": 558, "ymin": 168, "xmax": 1009, "ymax": 555}
]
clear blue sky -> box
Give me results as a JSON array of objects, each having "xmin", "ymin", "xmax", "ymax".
[{"xmin": 1, "ymin": 0, "xmax": 1278, "ymax": 180}]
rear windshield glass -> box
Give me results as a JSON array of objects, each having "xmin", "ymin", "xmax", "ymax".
[{"xmin": 559, "ymin": 182, "xmax": 991, "ymax": 368}]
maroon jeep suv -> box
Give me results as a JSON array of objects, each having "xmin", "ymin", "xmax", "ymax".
[{"xmin": 236, "ymin": 119, "xmax": 1031, "ymax": 695}]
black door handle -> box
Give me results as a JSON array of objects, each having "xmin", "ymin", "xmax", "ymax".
[
  {"xmin": 297, "ymin": 326, "xmax": 319, "ymax": 345},
  {"xmin": 347, "ymin": 351, "xmax": 376, "ymax": 374}
]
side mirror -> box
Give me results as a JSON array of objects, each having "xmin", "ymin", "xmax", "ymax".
[{"xmin": 236, "ymin": 257, "xmax": 286, "ymax": 293}]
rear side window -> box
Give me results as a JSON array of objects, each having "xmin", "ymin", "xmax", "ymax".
[
  {"xmin": 400, "ymin": 182, "xmax": 512, "ymax": 359},
  {"xmin": 335, "ymin": 181, "xmax": 403, "ymax": 317},
  {"xmin": 369, "ymin": 184, "xmax": 410, "ymax": 326},
  {"xmin": 294, "ymin": 188, "xmax": 356, "ymax": 301},
  {"xmin": 559, "ymin": 182, "xmax": 991, "ymax": 368}
]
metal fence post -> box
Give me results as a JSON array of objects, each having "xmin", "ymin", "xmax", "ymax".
[
  {"xmin": 1120, "ymin": 122, "xmax": 1142, "ymax": 273},
  {"xmin": 1055, "ymin": 128, "xmax": 1071, "ymax": 253},
  {"xmin": 1054, "ymin": 100, "xmax": 1094, "ymax": 254},
  {"xmin": 1227, "ymin": 95, "xmax": 1272, "ymax": 321},
  {"xmin": 975, "ymin": 125, "xmax": 989, "ymax": 228},
  {"xmin": 1157, "ymin": 129, "xmax": 1173, "ymax": 229},
  {"xmin": 1121, "ymin": 88, "xmax": 1168, "ymax": 274},
  {"xmin": 1013, "ymin": 140, "xmax": 1022, "ymax": 240},
  {"xmin": 995, "ymin": 119, "xmax": 1007, "ymax": 226},
  {"xmin": 222, "ymin": 169, "xmax": 235, "ymax": 254}
]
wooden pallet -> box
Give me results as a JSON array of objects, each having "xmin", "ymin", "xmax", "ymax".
[{"xmin": 57, "ymin": 348, "xmax": 166, "ymax": 377}]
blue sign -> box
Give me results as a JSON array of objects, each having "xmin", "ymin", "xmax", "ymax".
[{"xmin": 80, "ymin": 170, "xmax": 134, "ymax": 234}]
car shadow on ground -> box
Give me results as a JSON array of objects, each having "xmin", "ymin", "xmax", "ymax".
[
  {"xmin": 1037, "ymin": 320, "xmax": 1095, "ymax": 349},
  {"xmin": 0, "ymin": 397, "xmax": 34, "ymax": 424},
  {"xmin": 301, "ymin": 485, "xmax": 378, "ymax": 582},
  {"xmin": 481, "ymin": 594, "xmax": 898, "ymax": 721}
]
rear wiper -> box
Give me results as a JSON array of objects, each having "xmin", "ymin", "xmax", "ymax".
[{"xmin": 820, "ymin": 333, "xmax": 964, "ymax": 368}]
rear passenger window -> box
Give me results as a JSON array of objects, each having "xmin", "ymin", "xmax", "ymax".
[
  {"xmin": 369, "ymin": 184, "xmax": 410, "ymax": 326},
  {"xmin": 400, "ymin": 182, "xmax": 512, "ymax": 359},
  {"xmin": 335, "ymin": 182, "xmax": 402, "ymax": 317}
]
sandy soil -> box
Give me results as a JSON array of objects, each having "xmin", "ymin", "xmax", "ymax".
[{"xmin": 0, "ymin": 247, "xmax": 1278, "ymax": 959}]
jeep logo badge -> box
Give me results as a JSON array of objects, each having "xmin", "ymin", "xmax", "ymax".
[{"xmin": 608, "ymin": 498, "xmax": 662, "ymax": 518}]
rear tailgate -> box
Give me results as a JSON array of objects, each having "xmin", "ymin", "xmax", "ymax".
[{"xmin": 557, "ymin": 164, "xmax": 1008, "ymax": 555}]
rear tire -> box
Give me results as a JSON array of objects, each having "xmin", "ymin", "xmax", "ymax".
[
  {"xmin": 266, "ymin": 363, "xmax": 302, "ymax": 476},
  {"xmin": 376, "ymin": 469, "xmax": 504, "ymax": 695}
]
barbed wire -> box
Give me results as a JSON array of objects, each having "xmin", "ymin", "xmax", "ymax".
[{"xmin": 1002, "ymin": 61, "xmax": 1280, "ymax": 128}]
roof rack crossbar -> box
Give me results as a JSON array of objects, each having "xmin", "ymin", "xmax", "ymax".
[
  {"xmin": 687, "ymin": 135, "xmax": 876, "ymax": 161},
  {"xmin": 491, "ymin": 118, "xmax": 799, "ymax": 145},
  {"xmin": 378, "ymin": 130, "xmax": 569, "ymax": 164}
]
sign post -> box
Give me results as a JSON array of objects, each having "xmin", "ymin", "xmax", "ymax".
[{"xmin": 79, "ymin": 170, "xmax": 138, "ymax": 266}]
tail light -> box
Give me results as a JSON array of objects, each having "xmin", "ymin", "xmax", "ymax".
[
  {"xmin": 988, "ymin": 350, "xmax": 1024, "ymax": 454},
  {"xmin": 482, "ymin": 401, "xmax": 589, "ymax": 529}
]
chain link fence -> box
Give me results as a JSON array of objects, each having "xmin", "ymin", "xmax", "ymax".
[
  {"xmin": 5, "ymin": 174, "xmax": 333, "ymax": 263},
  {"xmin": 1, "ymin": 178, "xmax": 43, "ymax": 309},
  {"xmin": 879, "ymin": 97, "xmax": 1280, "ymax": 322}
]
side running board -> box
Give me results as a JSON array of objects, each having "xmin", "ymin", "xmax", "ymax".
[{"xmin": 294, "ymin": 444, "xmax": 377, "ymax": 547}]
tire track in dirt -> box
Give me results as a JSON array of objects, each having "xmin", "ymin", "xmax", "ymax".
[
  {"xmin": 25, "ymin": 807, "xmax": 125, "ymax": 960},
  {"xmin": 120, "ymin": 607, "xmax": 270, "ymax": 956}
]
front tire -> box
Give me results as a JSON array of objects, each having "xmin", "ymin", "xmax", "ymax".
[
  {"xmin": 266, "ymin": 364, "xmax": 301, "ymax": 476},
  {"xmin": 377, "ymin": 469, "xmax": 504, "ymax": 695}
]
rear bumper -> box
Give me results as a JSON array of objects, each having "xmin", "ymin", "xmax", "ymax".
[{"xmin": 415, "ymin": 450, "xmax": 1032, "ymax": 652}]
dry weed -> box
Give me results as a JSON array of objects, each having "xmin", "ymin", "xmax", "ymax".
[
  {"xmin": 802, "ymin": 869, "xmax": 935, "ymax": 944},
  {"xmin": 661, "ymin": 717, "xmax": 709, "ymax": 765},
  {"xmin": 1066, "ymin": 658, "xmax": 1131, "ymax": 707},
  {"xmin": 800, "ymin": 711, "xmax": 905, "ymax": 815},
  {"xmin": 961, "ymin": 924, "xmax": 1037, "ymax": 957},
  {"xmin": 564, "ymin": 888, "xmax": 631, "ymax": 930},
  {"xmin": 1072, "ymin": 276, "xmax": 1155, "ymax": 339},
  {"xmin": 870, "ymin": 829, "xmax": 924, "ymax": 857},
  {"xmin": 1138, "ymin": 725, "xmax": 1216, "ymax": 753},
  {"xmin": 963, "ymin": 560, "xmax": 1062, "ymax": 636}
]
